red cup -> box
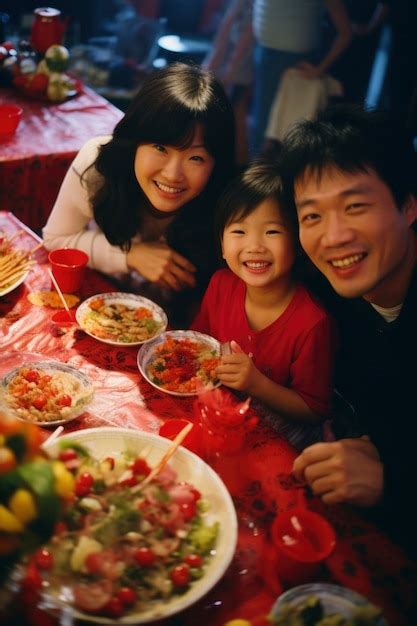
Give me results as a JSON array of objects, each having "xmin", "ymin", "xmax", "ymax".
[
  {"xmin": 0, "ymin": 105, "xmax": 23, "ymax": 137},
  {"xmin": 271, "ymin": 508, "xmax": 336, "ymax": 587},
  {"xmin": 194, "ymin": 398, "xmax": 248, "ymax": 460},
  {"xmin": 48, "ymin": 248, "xmax": 88, "ymax": 293},
  {"xmin": 158, "ymin": 419, "xmax": 203, "ymax": 456}
]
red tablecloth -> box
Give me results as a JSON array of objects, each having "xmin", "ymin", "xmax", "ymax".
[
  {"xmin": 1, "ymin": 211, "xmax": 417, "ymax": 626},
  {"xmin": 0, "ymin": 86, "xmax": 123, "ymax": 233}
]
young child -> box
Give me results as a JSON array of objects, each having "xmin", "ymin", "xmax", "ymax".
[{"xmin": 191, "ymin": 160, "xmax": 335, "ymax": 447}]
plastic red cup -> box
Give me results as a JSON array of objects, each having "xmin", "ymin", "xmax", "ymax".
[
  {"xmin": 48, "ymin": 248, "xmax": 88, "ymax": 293},
  {"xmin": 271, "ymin": 508, "xmax": 336, "ymax": 587},
  {"xmin": 0, "ymin": 104, "xmax": 23, "ymax": 137},
  {"xmin": 158, "ymin": 419, "xmax": 203, "ymax": 456}
]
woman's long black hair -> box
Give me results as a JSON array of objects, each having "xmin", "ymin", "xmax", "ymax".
[{"xmin": 83, "ymin": 63, "xmax": 236, "ymax": 312}]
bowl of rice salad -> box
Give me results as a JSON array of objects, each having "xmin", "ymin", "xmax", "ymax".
[{"xmin": 0, "ymin": 361, "xmax": 94, "ymax": 426}]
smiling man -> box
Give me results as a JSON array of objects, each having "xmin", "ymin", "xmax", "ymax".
[{"xmin": 280, "ymin": 105, "xmax": 417, "ymax": 556}]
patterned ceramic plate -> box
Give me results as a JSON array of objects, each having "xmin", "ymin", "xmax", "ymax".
[
  {"xmin": 0, "ymin": 360, "xmax": 94, "ymax": 427},
  {"xmin": 76, "ymin": 292, "xmax": 168, "ymax": 346},
  {"xmin": 41, "ymin": 427, "xmax": 238, "ymax": 624},
  {"xmin": 270, "ymin": 583, "xmax": 389, "ymax": 625},
  {"xmin": 138, "ymin": 330, "xmax": 221, "ymax": 397}
]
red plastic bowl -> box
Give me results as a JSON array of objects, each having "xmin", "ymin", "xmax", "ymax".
[{"xmin": 0, "ymin": 104, "xmax": 23, "ymax": 137}]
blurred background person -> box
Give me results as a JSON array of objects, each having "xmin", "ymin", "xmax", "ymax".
[
  {"xmin": 203, "ymin": 0, "xmax": 254, "ymax": 167},
  {"xmin": 251, "ymin": 0, "xmax": 351, "ymax": 156},
  {"xmin": 328, "ymin": 1, "xmax": 389, "ymax": 104}
]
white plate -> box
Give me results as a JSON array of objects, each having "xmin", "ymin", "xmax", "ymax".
[
  {"xmin": 270, "ymin": 583, "xmax": 388, "ymax": 625},
  {"xmin": 138, "ymin": 330, "xmax": 221, "ymax": 397},
  {"xmin": 0, "ymin": 360, "xmax": 94, "ymax": 427},
  {"xmin": 76, "ymin": 292, "xmax": 168, "ymax": 346},
  {"xmin": 42, "ymin": 427, "xmax": 238, "ymax": 624},
  {"xmin": 0, "ymin": 268, "xmax": 29, "ymax": 297}
]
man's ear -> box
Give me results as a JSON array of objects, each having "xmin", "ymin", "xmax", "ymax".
[{"xmin": 403, "ymin": 195, "xmax": 417, "ymax": 226}]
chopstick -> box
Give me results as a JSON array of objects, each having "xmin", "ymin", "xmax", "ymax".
[
  {"xmin": 47, "ymin": 267, "xmax": 72, "ymax": 319},
  {"xmin": 132, "ymin": 422, "xmax": 193, "ymax": 491},
  {"xmin": 41, "ymin": 425, "xmax": 64, "ymax": 451}
]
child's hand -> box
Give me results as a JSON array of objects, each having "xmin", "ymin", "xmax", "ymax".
[{"xmin": 216, "ymin": 340, "xmax": 261, "ymax": 393}]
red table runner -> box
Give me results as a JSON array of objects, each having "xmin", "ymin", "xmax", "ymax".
[
  {"xmin": 0, "ymin": 86, "xmax": 123, "ymax": 233},
  {"xmin": 1, "ymin": 211, "xmax": 417, "ymax": 626}
]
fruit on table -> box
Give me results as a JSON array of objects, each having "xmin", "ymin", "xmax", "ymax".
[
  {"xmin": 0, "ymin": 412, "xmax": 74, "ymax": 576},
  {"xmin": 44, "ymin": 44, "xmax": 69, "ymax": 73}
]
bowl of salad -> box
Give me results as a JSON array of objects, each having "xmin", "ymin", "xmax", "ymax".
[
  {"xmin": 76, "ymin": 293, "xmax": 168, "ymax": 346},
  {"xmin": 37, "ymin": 427, "xmax": 237, "ymax": 623},
  {"xmin": 0, "ymin": 361, "xmax": 94, "ymax": 426},
  {"xmin": 138, "ymin": 330, "xmax": 221, "ymax": 396}
]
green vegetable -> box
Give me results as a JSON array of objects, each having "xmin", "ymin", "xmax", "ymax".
[
  {"xmin": 188, "ymin": 521, "xmax": 219, "ymax": 554},
  {"xmin": 59, "ymin": 440, "xmax": 90, "ymax": 457},
  {"xmin": 6, "ymin": 433, "xmax": 26, "ymax": 462},
  {"xmin": 18, "ymin": 462, "xmax": 60, "ymax": 538}
]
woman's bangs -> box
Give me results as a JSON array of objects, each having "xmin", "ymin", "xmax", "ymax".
[{"xmin": 136, "ymin": 108, "xmax": 199, "ymax": 149}]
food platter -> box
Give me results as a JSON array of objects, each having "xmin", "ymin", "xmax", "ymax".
[
  {"xmin": 0, "ymin": 234, "xmax": 32, "ymax": 297},
  {"xmin": 0, "ymin": 360, "xmax": 94, "ymax": 426},
  {"xmin": 76, "ymin": 292, "xmax": 167, "ymax": 346},
  {"xmin": 0, "ymin": 268, "xmax": 29, "ymax": 297},
  {"xmin": 137, "ymin": 330, "xmax": 221, "ymax": 397},
  {"xmin": 42, "ymin": 427, "xmax": 238, "ymax": 624},
  {"xmin": 270, "ymin": 583, "xmax": 389, "ymax": 625}
]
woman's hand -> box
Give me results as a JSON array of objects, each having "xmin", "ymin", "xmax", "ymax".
[
  {"xmin": 127, "ymin": 241, "xmax": 196, "ymax": 291},
  {"xmin": 292, "ymin": 437, "xmax": 384, "ymax": 507},
  {"xmin": 295, "ymin": 61, "xmax": 324, "ymax": 79},
  {"xmin": 216, "ymin": 340, "xmax": 261, "ymax": 392}
]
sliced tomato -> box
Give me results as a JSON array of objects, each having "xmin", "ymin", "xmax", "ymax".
[
  {"xmin": 24, "ymin": 370, "xmax": 40, "ymax": 383},
  {"xmin": 104, "ymin": 596, "xmax": 125, "ymax": 618},
  {"xmin": 170, "ymin": 564, "xmax": 190, "ymax": 587},
  {"xmin": 57, "ymin": 394, "xmax": 72, "ymax": 407},
  {"xmin": 75, "ymin": 472, "xmax": 94, "ymax": 497},
  {"xmin": 58, "ymin": 448, "xmax": 78, "ymax": 462},
  {"xmin": 32, "ymin": 395, "xmax": 47, "ymax": 410},
  {"xmin": 183, "ymin": 553, "xmax": 203, "ymax": 568},
  {"xmin": 180, "ymin": 501, "xmax": 196, "ymax": 521},
  {"xmin": 73, "ymin": 580, "xmax": 113, "ymax": 614},
  {"xmin": 133, "ymin": 546, "xmax": 156, "ymax": 567},
  {"xmin": 117, "ymin": 586, "xmax": 137, "ymax": 606},
  {"xmin": 131, "ymin": 457, "xmax": 151, "ymax": 476},
  {"xmin": 34, "ymin": 548, "xmax": 54, "ymax": 570}
]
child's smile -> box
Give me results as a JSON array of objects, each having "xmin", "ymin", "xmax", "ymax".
[{"xmin": 222, "ymin": 198, "xmax": 296, "ymax": 291}]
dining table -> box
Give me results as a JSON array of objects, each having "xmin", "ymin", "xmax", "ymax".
[
  {"xmin": 0, "ymin": 86, "xmax": 123, "ymax": 234},
  {"xmin": 1, "ymin": 210, "xmax": 417, "ymax": 626}
]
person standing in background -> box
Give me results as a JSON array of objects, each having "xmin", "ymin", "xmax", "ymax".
[
  {"xmin": 328, "ymin": 1, "xmax": 389, "ymax": 104},
  {"xmin": 251, "ymin": 0, "xmax": 351, "ymax": 155},
  {"xmin": 203, "ymin": 0, "xmax": 254, "ymax": 166}
]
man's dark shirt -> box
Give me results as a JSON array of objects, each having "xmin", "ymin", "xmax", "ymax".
[{"xmin": 307, "ymin": 266, "xmax": 417, "ymax": 557}]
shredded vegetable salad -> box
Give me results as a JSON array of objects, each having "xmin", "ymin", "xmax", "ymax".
[
  {"xmin": 146, "ymin": 336, "xmax": 220, "ymax": 394},
  {"xmin": 30, "ymin": 443, "xmax": 219, "ymax": 619},
  {"xmin": 82, "ymin": 297, "xmax": 164, "ymax": 343}
]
